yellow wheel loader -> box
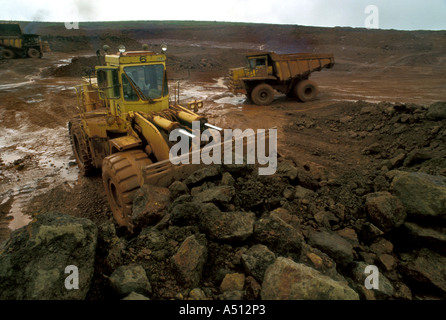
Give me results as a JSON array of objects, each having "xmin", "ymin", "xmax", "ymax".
[{"xmin": 69, "ymin": 45, "xmax": 220, "ymax": 231}]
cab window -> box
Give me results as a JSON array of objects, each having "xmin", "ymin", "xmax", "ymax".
[
  {"xmin": 123, "ymin": 64, "xmax": 167, "ymax": 100},
  {"xmin": 97, "ymin": 69, "xmax": 120, "ymax": 99}
]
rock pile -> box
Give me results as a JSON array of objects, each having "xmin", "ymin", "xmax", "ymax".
[{"xmin": 1, "ymin": 100, "xmax": 444, "ymax": 300}]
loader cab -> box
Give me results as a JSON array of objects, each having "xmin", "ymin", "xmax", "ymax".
[
  {"xmin": 246, "ymin": 54, "xmax": 274, "ymax": 77},
  {"xmin": 96, "ymin": 50, "xmax": 170, "ymax": 118}
]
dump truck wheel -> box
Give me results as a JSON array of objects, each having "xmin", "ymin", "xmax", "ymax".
[
  {"xmin": 102, "ymin": 150, "xmax": 152, "ymax": 232},
  {"xmin": 69, "ymin": 119, "xmax": 95, "ymax": 176},
  {"xmin": 294, "ymin": 80, "xmax": 319, "ymax": 102},
  {"xmin": 27, "ymin": 48, "xmax": 41, "ymax": 58},
  {"xmin": 251, "ymin": 83, "xmax": 275, "ymax": 106},
  {"xmin": 3, "ymin": 49, "xmax": 15, "ymax": 59}
]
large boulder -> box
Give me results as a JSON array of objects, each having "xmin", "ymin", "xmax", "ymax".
[
  {"xmin": 0, "ymin": 213, "xmax": 97, "ymax": 300},
  {"xmin": 307, "ymin": 230, "xmax": 354, "ymax": 268},
  {"xmin": 400, "ymin": 248, "xmax": 446, "ymax": 295},
  {"xmin": 390, "ymin": 171, "xmax": 446, "ymax": 222},
  {"xmin": 365, "ymin": 191, "xmax": 407, "ymax": 232},
  {"xmin": 171, "ymin": 234, "xmax": 208, "ymax": 288},
  {"xmin": 261, "ymin": 257, "xmax": 359, "ymax": 300},
  {"xmin": 199, "ymin": 203, "xmax": 255, "ymax": 242},
  {"xmin": 426, "ymin": 101, "xmax": 446, "ymax": 120}
]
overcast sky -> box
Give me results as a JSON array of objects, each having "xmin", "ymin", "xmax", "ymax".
[{"xmin": 0, "ymin": 0, "xmax": 445, "ymax": 31}]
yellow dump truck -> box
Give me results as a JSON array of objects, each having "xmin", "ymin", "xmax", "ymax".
[
  {"xmin": 229, "ymin": 52, "xmax": 335, "ymax": 105},
  {"xmin": 0, "ymin": 23, "xmax": 49, "ymax": 59}
]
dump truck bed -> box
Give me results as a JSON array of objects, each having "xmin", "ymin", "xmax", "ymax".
[{"xmin": 267, "ymin": 52, "xmax": 335, "ymax": 81}]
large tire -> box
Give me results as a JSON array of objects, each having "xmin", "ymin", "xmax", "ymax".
[
  {"xmin": 27, "ymin": 48, "xmax": 41, "ymax": 58},
  {"xmin": 69, "ymin": 119, "xmax": 95, "ymax": 176},
  {"xmin": 251, "ymin": 83, "xmax": 275, "ymax": 106},
  {"xmin": 102, "ymin": 150, "xmax": 152, "ymax": 231},
  {"xmin": 294, "ymin": 80, "xmax": 319, "ymax": 102},
  {"xmin": 2, "ymin": 49, "xmax": 15, "ymax": 59}
]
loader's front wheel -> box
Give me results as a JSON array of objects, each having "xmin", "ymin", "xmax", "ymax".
[
  {"xmin": 294, "ymin": 80, "xmax": 319, "ymax": 102},
  {"xmin": 251, "ymin": 83, "xmax": 275, "ymax": 106},
  {"xmin": 102, "ymin": 150, "xmax": 152, "ymax": 232},
  {"xmin": 69, "ymin": 119, "xmax": 95, "ymax": 176}
]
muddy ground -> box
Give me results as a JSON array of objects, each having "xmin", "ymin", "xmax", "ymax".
[{"xmin": 0, "ymin": 21, "xmax": 445, "ymax": 299}]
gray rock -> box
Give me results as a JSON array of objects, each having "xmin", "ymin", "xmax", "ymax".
[
  {"xmin": 364, "ymin": 143, "xmax": 382, "ymax": 154},
  {"xmin": 365, "ymin": 191, "xmax": 407, "ymax": 232},
  {"xmin": 426, "ymin": 101, "xmax": 446, "ymax": 120},
  {"xmin": 350, "ymin": 261, "xmax": 395, "ymax": 299},
  {"xmin": 221, "ymin": 290, "xmax": 244, "ymax": 300},
  {"xmin": 97, "ymin": 222, "xmax": 126, "ymax": 271},
  {"xmin": 294, "ymin": 185, "xmax": 316, "ymax": 200},
  {"xmin": 184, "ymin": 166, "xmax": 220, "ymax": 185},
  {"xmin": 403, "ymin": 222, "xmax": 446, "ymax": 248},
  {"xmin": 390, "ymin": 171, "xmax": 446, "ymax": 221},
  {"xmin": 189, "ymin": 288, "xmax": 207, "ymax": 300},
  {"xmin": 276, "ymin": 159, "xmax": 298, "ymax": 180},
  {"xmin": 110, "ymin": 265, "xmax": 152, "ymax": 297},
  {"xmin": 132, "ymin": 185, "xmax": 171, "ymax": 227},
  {"xmin": 0, "ymin": 213, "xmax": 97, "ymax": 300},
  {"xmin": 390, "ymin": 153, "xmax": 406, "ymax": 169},
  {"xmin": 400, "ymin": 248, "xmax": 446, "ymax": 294},
  {"xmin": 241, "ymin": 244, "xmax": 276, "ymax": 283},
  {"xmin": 168, "ymin": 181, "xmax": 189, "ymax": 200},
  {"xmin": 403, "ymin": 149, "xmax": 433, "ymax": 167},
  {"xmin": 296, "ymin": 167, "xmax": 320, "ymax": 191},
  {"xmin": 193, "ymin": 185, "xmax": 235, "ymax": 203},
  {"xmin": 261, "ymin": 257, "xmax": 359, "ymax": 300},
  {"xmin": 254, "ymin": 214, "xmax": 303, "ymax": 258},
  {"xmin": 172, "ymin": 234, "xmax": 208, "ymax": 287},
  {"xmin": 122, "ymin": 292, "xmax": 150, "ymax": 300},
  {"xmin": 170, "ymin": 202, "xmax": 202, "ymax": 226},
  {"xmin": 307, "ymin": 230, "xmax": 354, "ymax": 267},
  {"xmin": 200, "ymin": 203, "xmax": 255, "ymax": 241},
  {"xmin": 221, "ymin": 172, "xmax": 235, "ymax": 186},
  {"xmin": 136, "ymin": 227, "xmax": 167, "ymax": 250}
]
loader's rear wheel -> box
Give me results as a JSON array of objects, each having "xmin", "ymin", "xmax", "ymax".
[
  {"xmin": 294, "ymin": 80, "xmax": 319, "ymax": 102},
  {"xmin": 251, "ymin": 83, "xmax": 275, "ymax": 106},
  {"xmin": 102, "ymin": 150, "xmax": 152, "ymax": 232},
  {"xmin": 3, "ymin": 49, "xmax": 15, "ymax": 59},
  {"xmin": 69, "ymin": 119, "xmax": 95, "ymax": 176},
  {"xmin": 27, "ymin": 48, "xmax": 41, "ymax": 58}
]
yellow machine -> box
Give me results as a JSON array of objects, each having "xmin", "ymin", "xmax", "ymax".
[
  {"xmin": 0, "ymin": 23, "xmax": 49, "ymax": 59},
  {"xmin": 69, "ymin": 45, "xmax": 213, "ymax": 231},
  {"xmin": 229, "ymin": 52, "xmax": 335, "ymax": 105}
]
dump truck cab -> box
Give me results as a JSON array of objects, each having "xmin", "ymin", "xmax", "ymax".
[{"xmin": 245, "ymin": 54, "xmax": 274, "ymax": 78}]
